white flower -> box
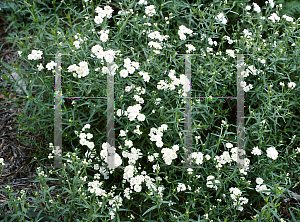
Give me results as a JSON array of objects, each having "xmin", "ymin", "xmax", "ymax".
[
  {"xmin": 256, "ymin": 177, "xmax": 264, "ymax": 185},
  {"xmin": 127, "ymin": 66, "xmax": 135, "ymax": 74},
  {"xmin": 28, "ymin": 50, "xmax": 43, "ymax": 60},
  {"xmin": 179, "ymin": 34, "xmax": 186, "ymax": 41},
  {"xmin": 266, "ymin": 0, "xmax": 274, "ymax": 8},
  {"xmin": 125, "ymin": 140, "xmax": 133, "ymax": 148},
  {"xmin": 288, "ymin": 82, "xmax": 296, "ymax": 89},
  {"xmin": 104, "ymin": 6, "xmax": 114, "ymax": 19},
  {"xmin": 119, "ymin": 129, "xmax": 126, "ymax": 137},
  {"xmin": 216, "ymin": 12, "xmax": 227, "ymax": 24},
  {"xmin": 240, "ymin": 81, "xmax": 247, "ymax": 88},
  {"xmin": 282, "ymin": 15, "xmax": 294, "ymax": 22},
  {"xmin": 37, "ymin": 63, "xmax": 44, "ymax": 71},
  {"xmin": 243, "ymin": 29, "xmax": 252, "ymax": 38},
  {"xmin": 253, "ymin": 3, "xmax": 261, "ymax": 13},
  {"xmin": 244, "ymin": 85, "xmax": 253, "ymax": 92},
  {"xmin": 255, "ymin": 184, "xmax": 271, "ymax": 195},
  {"xmin": 46, "ymin": 61, "xmax": 57, "ymax": 70},
  {"xmin": 100, "ymin": 33, "xmax": 109, "ymax": 42},
  {"xmin": 229, "ymin": 187, "xmax": 242, "ymax": 199},
  {"xmin": 138, "ymin": 0, "xmax": 147, "ymax": 5},
  {"xmin": 266, "ymin": 147, "xmax": 278, "ymax": 160},
  {"xmin": 120, "ymin": 69, "xmax": 129, "ymax": 78},
  {"xmin": 145, "ymin": 5, "xmax": 156, "ymax": 17},
  {"xmin": 186, "ymin": 44, "xmax": 196, "ymax": 53},
  {"xmin": 94, "ymin": 15, "xmax": 104, "ymax": 24},
  {"xmin": 105, "ymin": 54, "xmax": 114, "ymax": 64},
  {"xmin": 156, "ymin": 140, "xmax": 163, "ymax": 147},
  {"xmin": 177, "ymin": 183, "xmax": 186, "ymax": 192},
  {"xmin": 205, "ymin": 155, "xmax": 211, "ymax": 160},
  {"xmin": 226, "ymin": 49, "xmax": 235, "ymax": 58},
  {"xmin": 134, "ymin": 184, "xmax": 142, "ymax": 192},
  {"xmin": 73, "ymin": 40, "xmax": 81, "ymax": 49},
  {"xmin": 137, "ymin": 114, "xmax": 145, "ymax": 121},
  {"xmin": 268, "ymin": 13, "xmax": 280, "ymax": 23},
  {"xmin": 0, "ymin": 158, "xmax": 4, "ymax": 166},
  {"xmin": 251, "ymin": 146, "xmax": 262, "ymax": 156},
  {"xmin": 245, "ymin": 5, "xmax": 251, "ymax": 11},
  {"xmin": 148, "ymin": 155, "xmax": 154, "ymax": 162}
]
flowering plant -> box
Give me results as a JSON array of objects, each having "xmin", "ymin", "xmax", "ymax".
[{"xmin": 0, "ymin": 0, "xmax": 300, "ymax": 221}]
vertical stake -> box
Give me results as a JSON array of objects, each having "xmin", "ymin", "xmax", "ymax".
[
  {"xmin": 107, "ymin": 62, "xmax": 116, "ymax": 169},
  {"xmin": 236, "ymin": 54, "xmax": 246, "ymax": 169},
  {"xmin": 183, "ymin": 54, "xmax": 193, "ymax": 168},
  {"xmin": 54, "ymin": 52, "xmax": 62, "ymax": 169}
]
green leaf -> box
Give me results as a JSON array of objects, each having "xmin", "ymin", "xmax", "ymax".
[{"xmin": 141, "ymin": 205, "xmax": 157, "ymax": 217}]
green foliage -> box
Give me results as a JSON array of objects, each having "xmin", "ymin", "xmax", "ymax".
[{"xmin": 0, "ymin": 0, "xmax": 299, "ymax": 221}]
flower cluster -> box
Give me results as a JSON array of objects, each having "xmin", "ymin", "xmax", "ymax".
[
  {"xmin": 226, "ymin": 49, "xmax": 236, "ymax": 58},
  {"xmin": 251, "ymin": 146, "xmax": 279, "ymax": 160},
  {"xmin": 75, "ymin": 125, "xmax": 123, "ymax": 179},
  {"xmin": 73, "ymin": 33, "xmax": 83, "ymax": 49},
  {"xmin": 213, "ymin": 145, "xmax": 251, "ymax": 172},
  {"xmin": 108, "ymin": 195, "xmax": 123, "ymax": 219},
  {"xmin": 87, "ymin": 180, "xmax": 107, "ymax": 197},
  {"xmin": 282, "ymin": 14, "xmax": 294, "ymax": 22},
  {"xmin": 265, "ymin": 0, "xmax": 275, "ymax": 8},
  {"xmin": 67, "ymin": 61, "xmax": 90, "ymax": 78},
  {"xmin": 189, "ymin": 152, "xmax": 204, "ymax": 165},
  {"xmin": 116, "ymin": 103, "xmax": 145, "ymax": 122},
  {"xmin": 215, "ymin": 12, "xmax": 227, "ymax": 24},
  {"xmin": 99, "ymin": 142, "xmax": 122, "ymax": 168},
  {"xmin": 186, "ymin": 44, "xmax": 196, "ymax": 53},
  {"xmin": 177, "ymin": 183, "xmax": 191, "ymax": 192},
  {"xmin": 157, "ymin": 69, "xmax": 191, "ymax": 97},
  {"xmin": 148, "ymin": 30, "xmax": 169, "ymax": 42},
  {"xmin": 253, "ymin": 3, "xmax": 261, "ymax": 13},
  {"xmin": 137, "ymin": 0, "xmax": 147, "ymax": 5},
  {"xmin": 138, "ymin": 71, "xmax": 151, "ymax": 82},
  {"xmin": 28, "ymin": 50, "xmax": 43, "ymax": 60},
  {"xmin": 239, "ymin": 63, "xmax": 263, "ymax": 92},
  {"xmin": 145, "ymin": 5, "xmax": 156, "ymax": 17},
  {"xmin": 98, "ymin": 29, "xmax": 110, "ymax": 42},
  {"xmin": 94, "ymin": 5, "xmax": 114, "ymax": 24},
  {"xmin": 122, "ymin": 164, "xmax": 158, "ymax": 195},
  {"xmin": 255, "ymin": 177, "xmax": 271, "ymax": 195},
  {"xmin": 122, "ymin": 147, "xmax": 143, "ymax": 165},
  {"xmin": 266, "ymin": 146, "xmax": 279, "ymax": 160},
  {"xmin": 47, "ymin": 142, "xmax": 62, "ymax": 159},
  {"xmin": 128, "ymin": 104, "xmax": 145, "ymax": 121},
  {"xmin": 206, "ymin": 175, "xmax": 221, "ymax": 190},
  {"xmin": 119, "ymin": 57, "xmax": 140, "ymax": 78},
  {"xmin": 268, "ymin": 12, "xmax": 280, "ymax": 23},
  {"xmin": 123, "ymin": 84, "xmax": 146, "ymax": 99},
  {"xmin": 161, "ymin": 145, "xmax": 179, "ymax": 165},
  {"xmin": 229, "ymin": 187, "xmax": 249, "ymax": 211},
  {"xmin": 279, "ymin": 81, "xmax": 297, "ymax": 89},
  {"xmin": 91, "ymin": 44, "xmax": 120, "ymax": 64},
  {"xmin": 147, "ymin": 30, "xmax": 170, "ymax": 54},
  {"xmin": 148, "ymin": 124, "xmax": 168, "ymax": 148},
  {"xmin": 178, "ymin": 25, "xmax": 193, "ymax": 41}
]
